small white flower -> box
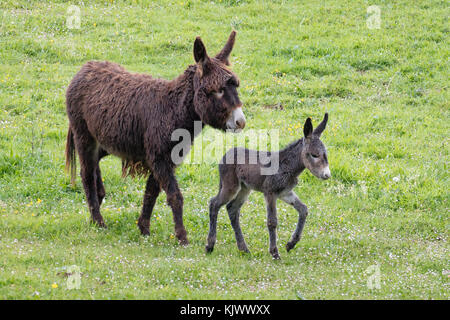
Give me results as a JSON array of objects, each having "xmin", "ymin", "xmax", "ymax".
[{"xmin": 393, "ymin": 176, "xmax": 400, "ymax": 182}]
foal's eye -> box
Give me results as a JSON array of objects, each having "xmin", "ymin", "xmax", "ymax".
[{"xmin": 310, "ymin": 154, "xmax": 319, "ymax": 159}]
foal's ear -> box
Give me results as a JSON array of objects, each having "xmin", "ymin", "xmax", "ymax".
[
  {"xmin": 215, "ymin": 30, "xmax": 236, "ymax": 66},
  {"xmin": 313, "ymin": 113, "xmax": 328, "ymax": 137},
  {"xmin": 303, "ymin": 117, "xmax": 313, "ymax": 138}
]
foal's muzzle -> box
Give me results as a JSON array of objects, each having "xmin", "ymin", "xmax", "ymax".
[{"xmin": 321, "ymin": 166, "xmax": 331, "ymax": 180}]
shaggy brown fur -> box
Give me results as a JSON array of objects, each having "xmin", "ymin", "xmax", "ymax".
[{"xmin": 65, "ymin": 31, "xmax": 244, "ymax": 245}]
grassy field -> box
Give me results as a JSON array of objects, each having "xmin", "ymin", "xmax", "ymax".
[{"xmin": 0, "ymin": 0, "xmax": 448, "ymax": 299}]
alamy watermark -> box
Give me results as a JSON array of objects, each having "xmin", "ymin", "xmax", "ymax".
[
  {"xmin": 171, "ymin": 121, "xmax": 280, "ymax": 175},
  {"xmin": 66, "ymin": 265, "xmax": 81, "ymax": 290},
  {"xmin": 66, "ymin": 5, "xmax": 81, "ymax": 30},
  {"xmin": 366, "ymin": 5, "xmax": 381, "ymax": 30},
  {"xmin": 365, "ymin": 264, "xmax": 381, "ymax": 289}
]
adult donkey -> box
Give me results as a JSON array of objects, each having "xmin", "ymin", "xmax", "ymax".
[{"xmin": 65, "ymin": 31, "xmax": 245, "ymax": 245}]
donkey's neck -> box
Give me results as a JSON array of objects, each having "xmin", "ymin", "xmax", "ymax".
[
  {"xmin": 168, "ymin": 65, "xmax": 203, "ymax": 138},
  {"xmin": 278, "ymin": 138, "xmax": 305, "ymax": 177}
]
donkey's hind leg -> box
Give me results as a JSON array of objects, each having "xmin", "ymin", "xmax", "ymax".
[
  {"xmin": 226, "ymin": 186, "xmax": 251, "ymax": 253},
  {"xmin": 206, "ymin": 173, "xmax": 240, "ymax": 253},
  {"xmin": 76, "ymin": 136, "xmax": 105, "ymax": 228},
  {"xmin": 95, "ymin": 148, "xmax": 109, "ymax": 205}
]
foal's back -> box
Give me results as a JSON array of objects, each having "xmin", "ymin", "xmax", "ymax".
[{"xmin": 219, "ymin": 147, "xmax": 274, "ymax": 193}]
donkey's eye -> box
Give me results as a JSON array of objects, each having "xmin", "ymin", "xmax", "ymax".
[
  {"xmin": 311, "ymin": 154, "xmax": 319, "ymax": 159},
  {"xmin": 214, "ymin": 89, "xmax": 224, "ymax": 99}
]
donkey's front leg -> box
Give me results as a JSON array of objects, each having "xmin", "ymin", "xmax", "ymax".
[
  {"xmin": 280, "ymin": 191, "xmax": 308, "ymax": 252},
  {"xmin": 264, "ymin": 194, "xmax": 280, "ymax": 259},
  {"xmin": 138, "ymin": 174, "xmax": 161, "ymax": 236},
  {"xmin": 154, "ymin": 163, "xmax": 188, "ymax": 245}
]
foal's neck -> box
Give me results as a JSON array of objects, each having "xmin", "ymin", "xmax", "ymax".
[{"xmin": 278, "ymin": 138, "xmax": 305, "ymax": 176}]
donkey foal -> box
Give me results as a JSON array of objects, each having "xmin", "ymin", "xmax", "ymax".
[{"xmin": 206, "ymin": 113, "xmax": 330, "ymax": 259}]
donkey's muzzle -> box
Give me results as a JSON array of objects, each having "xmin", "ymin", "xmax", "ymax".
[
  {"xmin": 321, "ymin": 166, "xmax": 331, "ymax": 180},
  {"xmin": 226, "ymin": 107, "xmax": 246, "ymax": 131}
]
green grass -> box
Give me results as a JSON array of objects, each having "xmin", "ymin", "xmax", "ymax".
[{"xmin": 0, "ymin": 0, "xmax": 448, "ymax": 299}]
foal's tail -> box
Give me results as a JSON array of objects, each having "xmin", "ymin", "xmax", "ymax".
[{"xmin": 65, "ymin": 126, "xmax": 77, "ymax": 186}]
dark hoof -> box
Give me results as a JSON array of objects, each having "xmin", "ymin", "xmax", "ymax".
[
  {"xmin": 205, "ymin": 245, "xmax": 214, "ymax": 254},
  {"xmin": 286, "ymin": 242, "xmax": 295, "ymax": 252},
  {"xmin": 93, "ymin": 218, "xmax": 107, "ymax": 228},
  {"xmin": 176, "ymin": 228, "xmax": 188, "ymax": 246},
  {"xmin": 139, "ymin": 226, "xmax": 150, "ymax": 236},
  {"xmin": 137, "ymin": 217, "xmax": 150, "ymax": 236},
  {"xmin": 270, "ymin": 249, "xmax": 281, "ymax": 260},
  {"xmin": 237, "ymin": 243, "xmax": 250, "ymax": 253},
  {"xmin": 179, "ymin": 238, "xmax": 189, "ymax": 246}
]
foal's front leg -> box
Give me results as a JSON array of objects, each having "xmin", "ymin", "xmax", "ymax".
[
  {"xmin": 264, "ymin": 194, "xmax": 280, "ymax": 259},
  {"xmin": 226, "ymin": 187, "xmax": 251, "ymax": 253},
  {"xmin": 280, "ymin": 191, "xmax": 308, "ymax": 252}
]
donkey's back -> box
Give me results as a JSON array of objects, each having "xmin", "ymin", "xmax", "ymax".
[{"xmin": 66, "ymin": 61, "xmax": 166, "ymax": 160}]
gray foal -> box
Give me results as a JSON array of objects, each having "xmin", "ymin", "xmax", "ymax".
[{"xmin": 206, "ymin": 113, "xmax": 330, "ymax": 259}]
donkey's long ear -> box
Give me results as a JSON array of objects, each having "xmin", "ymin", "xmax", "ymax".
[
  {"xmin": 303, "ymin": 117, "xmax": 313, "ymax": 138},
  {"xmin": 313, "ymin": 113, "xmax": 328, "ymax": 137},
  {"xmin": 194, "ymin": 37, "xmax": 208, "ymax": 63},
  {"xmin": 194, "ymin": 36, "xmax": 211, "ymax": 76},
  {"xmin": 215, "ymin": 30, "xmax": 236, "ymax": 66}
]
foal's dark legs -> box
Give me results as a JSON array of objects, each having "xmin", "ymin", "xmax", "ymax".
[
  {"xmin": 226, "ymin": 187, "xmax": 251, "ymax": 253},
  {"xmin": 137, "ymin": 174, "xmax": 161, "ymax": 236},
  {"xmin": 280, "ymin": 191, "xmax": 308, "ymax": 252},
  {"xmin": 264, "ymin": 194, "xmax": 280, "ymax": 259},
  {"xmin": 206, "ymin": 180, "xmax": 240, "ymax": 253}
]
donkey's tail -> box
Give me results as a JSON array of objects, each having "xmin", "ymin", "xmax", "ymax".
[{"xmin": 65, "ymin": 126, "xmax": 77, "ymax": 186}]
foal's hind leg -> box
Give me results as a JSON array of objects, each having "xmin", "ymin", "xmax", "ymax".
[
  {"xmin": 137, "ymin": 173, "xmax": 161, "ymax": 236},
  {"xmin": 226, "ymin": 186, "xmax": 251, "ymax": 253},
  {"xmin": 206, "ymin": 176, "xmax": 240, "ymax": 253},
  {"xmin": 264, "ymin": 193, "xmax": 280, "ymax": 259}
]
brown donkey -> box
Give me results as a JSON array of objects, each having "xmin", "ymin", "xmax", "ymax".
[
  {"xmin": 65, "ymin": 31, "xmax": 245, "ymax": 245},
  {"xmin": 206, "ymin": 114, "xmax": 330, "ymax": 259}
]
